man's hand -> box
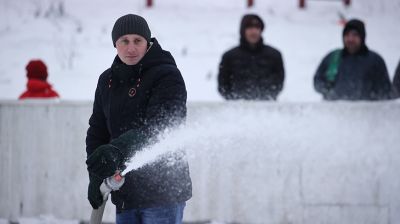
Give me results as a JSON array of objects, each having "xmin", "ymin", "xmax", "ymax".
[{"xmin": 86, "ymin": 144, "xmax": 123, "ymax": 180}]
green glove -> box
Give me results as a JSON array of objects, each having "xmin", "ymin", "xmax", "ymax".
[
  {"xmin": 86, "ymin": 128, "xmax": 148, "ymax": 179},
  {"xmin": 86, "ymin": 144, "xmax": 123, "ymax": 180},
  {"xmin": 87, "ymin": 174, "xmax": 104, "ymax": 209}
]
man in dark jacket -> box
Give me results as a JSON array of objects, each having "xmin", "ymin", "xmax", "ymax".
[
  {"xmin": 218, "ymin": 14, "xmax": 285, "ymax": 100},
  {"xmin": 393, "ymin": 60, "xmax": 400, "ymax": 98},
  {"xmin": 85, "ymin": 14, "xmax": 192, "ymax": 224},
  {"xmin": 314, "ymin": 19, "xmax": 392, "ymax": 101}
]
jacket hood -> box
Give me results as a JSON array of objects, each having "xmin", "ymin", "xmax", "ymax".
[
  {"xmin": 342, "ymin": 19, "xmax": 368, "ymax": 55},
  {"xmin": 343, "ymin": 19, "xmax": 366, "ymax": 43},
  {"xmin": 240, "ymin": 14, "xmax": 264, "ymax": 38},
  {"xmin": 140, "ymin": 38, "xmax": 176, "ymax": 71},
  {"xmin": 239, "ymin": 14, "xmax": 265, "ymax": 52}
]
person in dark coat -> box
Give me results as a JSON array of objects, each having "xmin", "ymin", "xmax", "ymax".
[
  {"xmin": 218, "ymin": 14, "xmax": 285, "ymax": 100},
  {"xmin": 19, "ymin": 60, "xmax": 59, "ymax": 99},
  {"xmin": 85, "ymin": 14, "xmax": 192, "ymax": 224},
  {"xmin": 393, "ymin": 60, "xmax": 400, "ymax": 98},
  {"xmin": 314, "ymin": 19, "xmax": 392, "ymax": 101}
]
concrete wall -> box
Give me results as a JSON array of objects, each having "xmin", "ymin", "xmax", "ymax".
[{"xmin": 0, "ymin": 100, "xmax": 399, "ymax": 224}]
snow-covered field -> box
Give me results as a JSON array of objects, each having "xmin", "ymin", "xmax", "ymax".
[{"xmin": 0, "ymin": 0, "xmax": 399, "ymax": 101}]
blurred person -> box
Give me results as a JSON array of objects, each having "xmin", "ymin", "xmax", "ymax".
[
  {"xmin": 19, "ymin": 59, "xmax": 59, "ymax": 99},
  {"xmin": 393, "ymin": 60, "xmax": 400, "ymax": 98},
  {"xmin": 314, "ymin": 19, "xmax": 391, "ymax": 101},
  {"xmin": 85, "ymin": 14, "xmax": 192, "ymax": 224},
  {"xmin": 218, "ymin": 14, "xmax": 285, "ymax": 100}
]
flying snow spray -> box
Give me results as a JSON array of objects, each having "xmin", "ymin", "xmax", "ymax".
[{"xmin": 89, "ymin": 172, "xmax": 125, "ymax": 224}]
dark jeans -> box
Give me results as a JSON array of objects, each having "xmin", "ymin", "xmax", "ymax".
[{"xmin": 116, "ymin": 202, "xmax": 186, "ymax": 224}]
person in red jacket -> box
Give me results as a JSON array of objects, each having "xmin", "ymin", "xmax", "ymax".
[{"xmin": 19, "ymin": 59, "xmax": 60, "ymax": 99}]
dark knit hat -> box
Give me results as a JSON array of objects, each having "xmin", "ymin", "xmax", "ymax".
[
  {"xmin": 240, "ymin": 14, "xmax": 264, "ymax": 37},
  {"xmin": 112, "ymin": 14, "xmax": 151, "ymax": 47},
  {"xmin": 26, "ymin": 60, "xmax": 48, "ymax": 81},
  {"xmin": 343, "ymin": 19, "xmax": 366, "ymax": 42}
]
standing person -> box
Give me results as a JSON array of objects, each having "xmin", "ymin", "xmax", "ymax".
[
  {"xmin": 218, "ymin": 14, "xmax": 285, "ymax": 100},
  {"xmin": 19, "ymin": 59, "xmax": 60, "ymax": 99},
  {"xmin": 393, "ymin": 60, "xmax": 400, "ymax": 98},
  {"xmin": 314, "ymin": 19, "xmax": 392, "ymax": 101},
  {"xmin": 85, "ymin": 14, "xmax": 192, "ymax": 224}
]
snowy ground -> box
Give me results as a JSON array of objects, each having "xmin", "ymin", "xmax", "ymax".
[
  {"xmin": 0, "ymin": 0, "xmax": 399, "ymax": 102},
  {"xmin": 0, "ymin": 216, "xmax": 222, "ymax": 224}
]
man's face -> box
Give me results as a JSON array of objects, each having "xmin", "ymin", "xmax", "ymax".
[
  {"xmin": 244, "ymin": 27, "xmax": 262, "ymax": 45},
  {"xmin": 116, "ymin": 34, "xmax": 148, "ymax": 65},
  {"xmin": 343, "ymin": 30, "xmax": 362, "ymax": 54}
]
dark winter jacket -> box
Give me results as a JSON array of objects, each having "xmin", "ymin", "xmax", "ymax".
[
  {"xmin": 218, "ymin": 38, "xmax": 285, "ymax": 100},
  {"xmin": 314, "ymin": 46, "xmax": 392, "ymax": 101},
  {"xmin": 19, "ymin": 79, "xmax": 59, "ymax": 99},
  {"xmin": 86, "ymin": 38, "xmax": 192, "ymax": 211},
  {"xmin": 393, "ymin": 60, "xmax": 400, "ymax": 98}
]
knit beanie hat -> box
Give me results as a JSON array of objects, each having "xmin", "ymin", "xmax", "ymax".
[
  {"xmin": 112, "ymin": 14, "xmax": 151, "ymax": 47},
  {"xmin": 26, "ymin": 60, "xmax": 48, "ymax": 81},
  {"xmin": 240, "ymin": 14, "xmax": 264, "ymax": 37},
  {"xmin": 343, "ymin": 19, "xmax": 366, "ymax": 43}
]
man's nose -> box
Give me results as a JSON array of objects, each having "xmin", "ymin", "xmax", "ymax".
[{"xmin": 127, "ymin": 43, "xmax": 136, "ymax": 52}]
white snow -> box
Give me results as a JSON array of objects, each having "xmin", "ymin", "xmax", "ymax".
[{"xmin": 0, "ymin": 0, "xmax": 399, "ymax": 101}]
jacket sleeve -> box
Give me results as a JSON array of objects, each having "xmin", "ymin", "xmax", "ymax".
[
  {"xmin": 86, "ymin": 75, "xmax": 111, "ymax": 157},
  {"xmin": 313, "ymin": 53, "xmax": 332, "ymax": 97},
  {"xmin": 393, "ymin": 61, "xmax": 400, "ymax": 99},
  {"xmin": 368, "ymin": 54, "xmax": 392, "ymax": 100},
  {"xmin": 109, "ymin": 68, "xmax": 187, "ymax": 157},
  {"xmin": 218, "ymin": 53, "xmax": 233, "ymax": 99},
  {"xmin": 269, "ymin": 51, "xmax": 285, "ymax": 99}
]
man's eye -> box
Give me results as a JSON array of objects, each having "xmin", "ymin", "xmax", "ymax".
[
  {"xmin": 134, "ymin": 39, "xmax": 141, "ymax": 44},
  {"xmin": 119, "ymin": 39, "xmax": 129, "ymax": 45}
]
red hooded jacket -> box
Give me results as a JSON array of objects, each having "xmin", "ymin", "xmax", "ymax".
[{"xmin": 19, "ymin": 79, "xmax": 60, "ymax": 99}]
